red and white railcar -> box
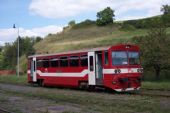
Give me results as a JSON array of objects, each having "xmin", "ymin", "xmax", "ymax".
[{"xmin": 27, "ymin": 44, "xmax": 143, "ymax": 92}]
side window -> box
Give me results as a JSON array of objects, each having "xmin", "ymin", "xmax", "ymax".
[
  {"xmin": 70, "ymin": 56, "xmax": 79, "ymax": 67},
  {"xmin": 90, "ymin": 56, "xmax": 93, "ymax": 71},
  {"xmin": 43, "ymin": 60, "xmax": 49, "ymax": 68},
  {"xmin": 80, "ymin": 55, "xmax": 88, "ymax": 67},
  {"xmin": 60, "ymin": 57, "xmax": 68, "ymax": 67},
  {"xmin": 104, "ymin": 51, "xmax": 108, "ymax": 65},
  {"xmin": 37, "ymin": 60, "xmax": 43, "ymax": 68},
  {"xmin": 50, "ymin": 58, "xmax": 59, "ymax": 67}
]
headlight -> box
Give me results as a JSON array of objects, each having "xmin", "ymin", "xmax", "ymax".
[
  {"xmin": 114, "ymin": 69, "xmax": 121, "ymax": 74},
  {"xmin": 137, "ymin": 68, "xmax": 143, "ymax": 73},
  {"xmin": 114, "ymin": 69, "xmax": 118, "ymax": 74}
]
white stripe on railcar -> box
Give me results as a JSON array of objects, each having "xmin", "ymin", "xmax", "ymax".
[{"xmin": 27, "ymin": 68, "xmax": 142, "ymax": 77}]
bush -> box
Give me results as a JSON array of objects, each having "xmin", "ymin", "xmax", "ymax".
[
  {"xmin": 72, "ymin": 19, "xmax": 96, "ymax": 29},
  {"xmin": 120, "ymin": 24, "xmax": 136, "ymax": 31},
  {"xmin": 123, "ymin": 16, "xmax": 162, "ymax": 29},
  {"xmin": 68, "ymin": 20, "xmax": 76, "ymax": 27}
]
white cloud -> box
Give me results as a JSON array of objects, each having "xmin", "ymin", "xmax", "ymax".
[
  {"xmin": 29, "ymin": 0, "xmax": 115, "ymax": 18},
  {"xmin": 0, "ymin": 25, "xmax": 63, "ymax": 46},
  {"xmin": 29, "ymin": 0, "xmax": 170, "ymax": 20}
]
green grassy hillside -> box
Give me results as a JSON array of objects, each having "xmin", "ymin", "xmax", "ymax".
[
  {"xmin": 34, "ymin": 14, "xmax": 170, "ymax": 54},
  {"xmin": 20, "ymin": 18, "xmax": 170, "ymax": 79},
  {"xmin": 34, "ymin": 24, "xmax": 148, "ymax": 54}
]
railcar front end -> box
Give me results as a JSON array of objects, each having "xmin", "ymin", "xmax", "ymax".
[{"xmin": 103, "ymin": 45, "xmax": 143, "ymax": 92}]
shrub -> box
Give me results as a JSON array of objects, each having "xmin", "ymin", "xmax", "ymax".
[{"xmin": 120, "ymin": 24, "xmax": 136, "ymax": 31}]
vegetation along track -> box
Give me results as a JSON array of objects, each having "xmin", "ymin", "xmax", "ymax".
[
  {"xmin": 135, "ymin": 89, "xmax": 170, "ymax": 98},
  {"xmin": 0, "ymin": 82, "xmax": 170, "ymax": 99}
]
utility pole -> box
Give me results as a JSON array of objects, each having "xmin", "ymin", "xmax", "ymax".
[{"xmin": 13, "ymin": 24, "xmax": 20, "ymax": 77}]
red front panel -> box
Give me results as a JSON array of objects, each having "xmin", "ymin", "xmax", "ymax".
[{"xmin": 102, "ymin": 44, "xmax": 142, "ymax": 91}]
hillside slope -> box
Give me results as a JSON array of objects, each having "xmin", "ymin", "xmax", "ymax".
[
  {"xmin": 20, "ymin": 21, "xmax": 170, "ymax": 73},
  {"xmin": 34, "ymin": 24, "xmax": 147, "ymax": 54}
]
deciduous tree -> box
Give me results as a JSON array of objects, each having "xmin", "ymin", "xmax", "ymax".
[
  {"xmin": 96, "ymin": 7, "xmax": 115, "ymax": 26},
  {"xmin": 161, "ymin": 4, "xmax": 170, "ymax": 27},
  {"xmin": 133, "ymin": 20, "xmax": 170, "ymax": 80}
]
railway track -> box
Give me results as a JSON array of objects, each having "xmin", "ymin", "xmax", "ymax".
[
  {"xmin": 0, "ymin": 107, "xmax": 12, "ymax": 113},
  {"xmin": 1, "ymin": 83, "xmax": 170, "ymax": 99},
  {"xmin": 137, "ymin": 89, "xmax": 170, "ymax": 98},
  {"xmin": 88, "ymin": 87, "xmax": 170, "ymax": 98}
]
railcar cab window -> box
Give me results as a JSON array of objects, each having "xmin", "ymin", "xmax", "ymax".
[
  {"xmin": 112, "ymin": 51, "xmax": 128, "ymax": 65},
  {"xmin": 60, "ymin": 57, "xmax": 68, "ymax": 67},
  {"xmin": 80, "ymin": 55, "xmax": 88, "ymax": 67},
  {"xmin": 70, "ymin": 56, "xmax": 79, "ymax": 67},
  {"xmin": 50, "ymin": 58, "xmax": 59, "ymax": 67},
  {"xmin": 129, "ymin": 52, "xmax": 140, "ymax": 65}
]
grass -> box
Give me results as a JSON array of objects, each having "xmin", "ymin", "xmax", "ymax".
[
  {"xmin": 0, "ymin": 75, "xmax": 170, "ymax": 91},
  {"xmin": 0, "ymin": 75, "xmax": 27, "ymax": 85},
  {"xmin": 34, "ymin": 26, "xmax": 170, "ymax": 54},
  {"xmin": 2, "ymin": 83, "xmax": 170, "ymax": 113},
  {"xmin": 0, "ymin": 75, "xmax": 170, "ymax": 112},
  {"xmin": 34, "ymin": 27, "xmax": 148, "ymax": 54},
  {"xmin": 142, "ymin": 81, "xmax": 170, "ymax": 90}
]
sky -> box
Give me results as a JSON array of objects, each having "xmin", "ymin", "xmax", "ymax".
[{"xmin": 0, "ymin": 0, "xmax": 170, "ymax": 46}]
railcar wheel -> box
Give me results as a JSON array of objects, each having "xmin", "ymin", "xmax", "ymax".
[{"xmin": 88, "ymin": 85, "xmax": 95, "ymax": 92}]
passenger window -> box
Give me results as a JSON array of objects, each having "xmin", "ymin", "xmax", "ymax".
[
  {"xmin": 37, "ymin": 60, "xmax": 43, "ymax": 68},
  {"xmin": 104, "ymin": 51, "xmax": 108, "ymax": 65},
  {"xmin": 80, "ymin": 55, "xmax": 88, "ymax": 67},
  {"xmin": 70, "ymin": 56, "xmax": 79, "ymax": 67},
  {"xmin": 60, "ymin": 57, "xmax": 68, "ymax": 67},
  {"xmin": 43, "ymin": 60, "xmax": 49, "ymax": 68},
  {"xmin": 50, "ymin": 58, "xmax": 59, "ymax": 67}
]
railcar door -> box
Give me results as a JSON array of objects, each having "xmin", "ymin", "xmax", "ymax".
[
  {"xmin": 88, "ymin": 52, "xmax": 96, "ymax": 85},
  {"xmin": 31, "ymin": 57, "xmax": 37, "ymax": 82},
  {"xmin": 95, "ymin": 52, "xmax": 103, "ymax": 85}
]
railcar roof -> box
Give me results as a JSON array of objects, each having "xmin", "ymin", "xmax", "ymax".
[{"xmin": 28, "ymin": 46, "xmax": 110, "ymax": 58}]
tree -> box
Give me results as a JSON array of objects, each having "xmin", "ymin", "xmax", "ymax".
[
  {"xmin": 161, "ymin": 4, "xmax": 170, "ymax": 27},
  {"xmin": 35, "ymin": 36, "xmax": 43, "ymax": 43},
  {"xmin": 2, "ymin": 43, "xmax": 17, "ymax": 69},
  {"xmin": 0, "ymin": 51, "xmax": 4, "ymax": 69},
  {"xmin": 161, "ymin": 4, "xmax": 170, "ymax": 15},
  {"xmin": 68, "ymin": 20, "xmax": 76, "ymax": 27},
  {"xmin": 0, "ymin": 46, "xmax": 2, "ymax": 52},
  {"xmin": 0, "ymin": 36, "xmax": 38, "ymax": 70},
  {"xmin": 96, "ymin": 7, "xmax": 115, "ymax": 26},
  {"xmin": 133, "ymin": 19, "xmax": 170, "ymax": 80}
]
